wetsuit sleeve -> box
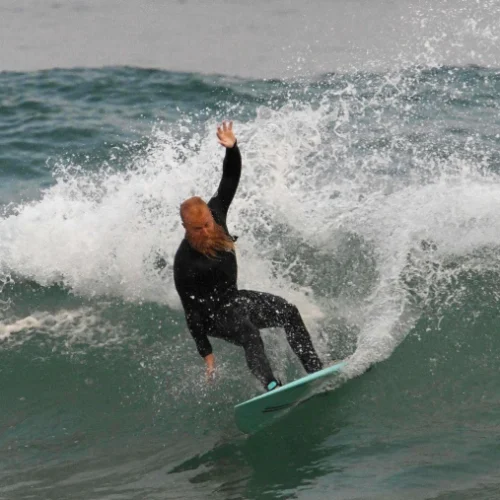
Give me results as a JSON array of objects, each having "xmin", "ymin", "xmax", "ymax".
[
  {"xmin": 210, "ymin": 142, "xmax": 242, "ymax": 216},
  {"xmin": 185, "ymin": 309, "xmax": 213, "ymax": 358}
]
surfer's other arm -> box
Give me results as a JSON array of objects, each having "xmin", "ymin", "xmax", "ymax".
[
  {"xmin": 185, "ymin": 309, "xmax": 213, "ymax": 358},
  {"xmin": 185, "ymin": 309, "xmax": 215, "ymax": 380}
]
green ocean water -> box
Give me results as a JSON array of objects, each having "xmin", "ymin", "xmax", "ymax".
[{"xmin": 1, "ymin": 66, "xmax": 500, "ymax": 499}]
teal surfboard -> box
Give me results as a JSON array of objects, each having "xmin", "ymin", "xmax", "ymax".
[{"xmin": 234, "ymin": 360, "xmax": 347, "ymax": 434}]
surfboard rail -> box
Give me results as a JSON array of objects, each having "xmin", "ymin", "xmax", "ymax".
[{"xmin": 234, "ymin": 361, "xmax": 347, "ymax": 434}]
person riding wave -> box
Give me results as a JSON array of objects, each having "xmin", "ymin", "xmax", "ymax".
[{"xmin": 174, "ymin": 121, "xmax": 323, "ymax": 391}]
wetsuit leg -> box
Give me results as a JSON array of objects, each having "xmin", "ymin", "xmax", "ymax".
[
  {"xmin": 238, "ymin": 319, "xmax": 276, "ymax": 387},
  {"xmin": 209, "ymin": 308, "xmax": 276, "ymax": 387},
  {"xmin": 235, "ymin": 290, "xmax": 323, "ymax": 373}
]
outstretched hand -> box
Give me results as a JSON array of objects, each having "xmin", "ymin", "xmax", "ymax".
[{"xmin": 217, "ymin": 121, "xmax": 236, "ymax": 148}]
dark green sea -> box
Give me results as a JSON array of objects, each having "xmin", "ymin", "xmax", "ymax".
[{"xmin": 2, "ymin": 3, "xmax": 500, "ymax": 497}]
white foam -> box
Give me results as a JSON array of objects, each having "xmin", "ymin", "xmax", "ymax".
[
  {"xmin": 0, "ymin": 308, "xmax": 120, "ymax": 346},
  {"xmin": 1, "ymin": 73, "xmax": 500, "ymax": 372}
]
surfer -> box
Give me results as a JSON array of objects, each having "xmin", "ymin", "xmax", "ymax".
[{"xmin": 174, "ymin": 121, "xmax": 323, "ymax": 391}]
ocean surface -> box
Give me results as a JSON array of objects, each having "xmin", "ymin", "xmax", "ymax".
[{"xmin": 1, "ymin": 1, "xmax": 500, "ymax": 499}]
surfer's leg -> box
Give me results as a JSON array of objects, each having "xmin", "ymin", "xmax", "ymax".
[
  {"xmin": 211, "ymin": 308, "xmax": 277, "ymax": 388},
  {"xmin": 237, "ymin": 290, "xmax": 323, "ymax": 374},
  {"xmin": 239, "ymin": 320, "xmax": 276, "ymax": 387},
  {"xmin": 283, "ymin": 304, "xmax": 323, "ymax": 373}
]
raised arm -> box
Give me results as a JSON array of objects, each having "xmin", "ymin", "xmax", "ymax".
[{"xmin": 211, "ymin": 121, "xmax": 242, "ymax": 216}]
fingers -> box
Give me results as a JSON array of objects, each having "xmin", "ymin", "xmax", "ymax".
[
  {"xmin": 216, "ymin": 120, "xmax": 234, "ymax": 134},
  {"xmin": 206, "ymin": 368, "xmax": 216, "ymax": 383},
  {"xmin": 216, "ymin": 121, "xmax": 235, "ymax": 147}
]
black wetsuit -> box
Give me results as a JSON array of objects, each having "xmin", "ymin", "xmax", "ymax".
[{"xmin": 173, "ymin": 143, "xmax": 323, "ymax": 387}]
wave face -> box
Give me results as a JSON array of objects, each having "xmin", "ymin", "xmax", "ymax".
[{"xmin": 1, "ymin": 65, "xmax": 500, "ymax": 499}]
